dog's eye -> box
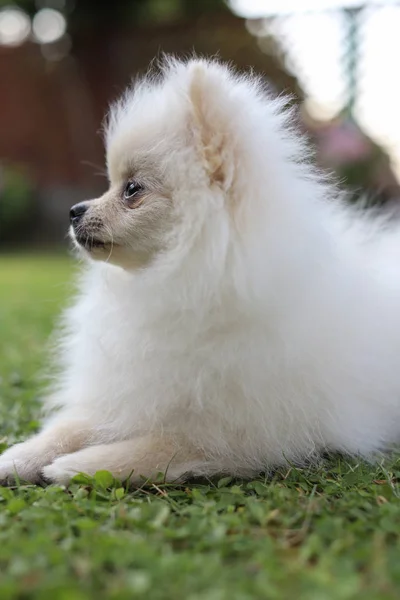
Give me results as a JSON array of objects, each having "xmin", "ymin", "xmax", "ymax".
[{"xmin": 124, "ymin": 180, "xmax": 143, "ymax": 200}]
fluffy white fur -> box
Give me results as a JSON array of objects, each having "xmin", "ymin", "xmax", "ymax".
[{"xmin": 2, "ymin": 57, "xmax": 400, "ymax": 486}]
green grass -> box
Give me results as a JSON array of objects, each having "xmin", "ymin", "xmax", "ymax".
[{"xmin": 1, "ymin": 255, "xmax": 400, "ymax": 600}]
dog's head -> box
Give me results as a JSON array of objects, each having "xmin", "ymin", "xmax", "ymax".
[{"xmin": 70, "ymin": 57, "xmax": 293, "ymax": 270}]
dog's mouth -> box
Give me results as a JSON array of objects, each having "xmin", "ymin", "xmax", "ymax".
[
  {"xmin": 75, "ymin": 234, "xmax": 107, "ymax": 249},
  {"xmin": 73, "ymin": 231, "xmax": 119, "ymax": 252}
]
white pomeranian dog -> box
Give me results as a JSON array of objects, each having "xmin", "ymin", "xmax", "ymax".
[{"xmin": 1, "ymin": 57, "xmax": 400, "ymax": 486}]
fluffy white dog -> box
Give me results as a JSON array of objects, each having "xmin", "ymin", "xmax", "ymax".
[{"xmin": 1, "ymin": 57, "xmax": 400, "ymax": 486}]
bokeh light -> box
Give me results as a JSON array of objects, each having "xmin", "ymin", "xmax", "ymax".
[
  {"xmin": 0, "ymin": 7, "xmax": 31, "ymax": 46},
  {"xmin": 32, "ymin": 8, "xmax": 66, "ymax": 44}
]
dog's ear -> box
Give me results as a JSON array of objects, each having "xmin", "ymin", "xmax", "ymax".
[{"xmin": 188, "ymin": 63, "xmax": 235, "ymax": 190}]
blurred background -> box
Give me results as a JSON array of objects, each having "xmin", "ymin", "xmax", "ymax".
[{"xmin": 1, "ymin": 0, "xmax": 400, "ymax": 250}]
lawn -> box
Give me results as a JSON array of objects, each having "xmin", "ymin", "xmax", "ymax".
[{"xmin": 0, "ymin": 255, "xmax": 400, "ymax": 600}]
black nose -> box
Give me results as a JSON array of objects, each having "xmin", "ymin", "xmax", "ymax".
[{"xmin": 70, "ymin": 202, "xmax": 88, "ymax": 225}]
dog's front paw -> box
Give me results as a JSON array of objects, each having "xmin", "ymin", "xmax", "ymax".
[
  {"xmin": 0, "ymin": 442, "xmax": 48, "ymax": 484},
  {"xmin": 0, "ymin": 422, "xmax": 94, "ymax": 485},
  {"xmin": 43, "ymin": 455, "xmax": 84, "ymax": 486}
]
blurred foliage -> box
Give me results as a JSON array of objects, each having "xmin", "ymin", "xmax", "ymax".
[
  {"xmin": 337, "ymin": 141, "xmax": 400, "ymax": 207},
  {"xmin": 0, "ymin": 0, "xmax": 230, "ymax": 30},
  {"xmin": 340, "ymin": 157, "xmax": 386, "ymax": 205},
  {"xmin": 0, "ymin": 165, "xmax": 35, "ymax": 244}
]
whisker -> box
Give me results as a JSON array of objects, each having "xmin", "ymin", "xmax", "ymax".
[
  {"xmin": 81, "ymin": 160, "xmax": 108, "ymax": 179},
  {"xmin": 104, "ymin": 224, "xmax": 115, "ymax": 263}
]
